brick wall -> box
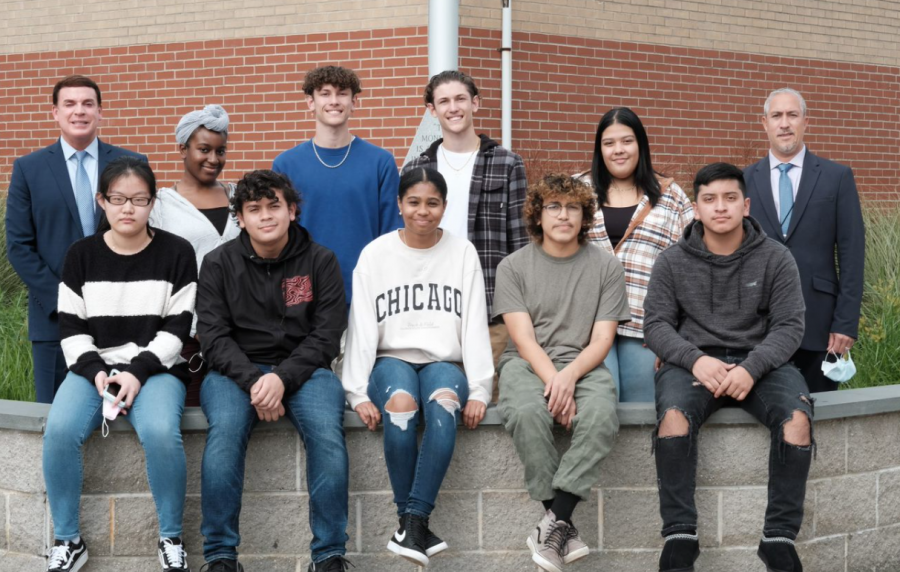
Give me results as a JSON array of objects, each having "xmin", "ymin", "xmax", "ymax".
[{"xmin": 1, "ymin": 26, "xmax": 897, "ymax": 204}]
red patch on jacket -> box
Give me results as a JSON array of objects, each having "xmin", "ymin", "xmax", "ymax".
[{"xmin": 283, "ymin": 275, "xmax": 313, "ymax": 307}]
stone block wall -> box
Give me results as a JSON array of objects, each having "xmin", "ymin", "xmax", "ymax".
[{"xmin": 3, "ymin": 388, "xmax": 900, "ymax": 571}]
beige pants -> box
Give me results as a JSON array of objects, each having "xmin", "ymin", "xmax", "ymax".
[{"xmin": 489, "ymin": 322, "xmax": 510, "ymax": 403}]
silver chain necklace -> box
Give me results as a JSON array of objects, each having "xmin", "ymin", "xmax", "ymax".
[{"xmin": 312, "ymin": 136, "xmax": 355, "ymax": 169}]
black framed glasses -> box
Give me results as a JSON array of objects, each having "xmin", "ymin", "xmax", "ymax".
[{"xmin": 106, "ymin": 195, "xmax": 152, "ymax": 207}]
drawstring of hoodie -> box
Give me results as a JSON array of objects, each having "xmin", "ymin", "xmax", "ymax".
[{"xmin": 737, "ymin": 253, "xmax": 745, "ymax": 309}]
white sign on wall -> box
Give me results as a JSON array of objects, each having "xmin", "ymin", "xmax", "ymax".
[{"xmin": 403, "ymin": 111, "xmax": 444, "ymax": 166}]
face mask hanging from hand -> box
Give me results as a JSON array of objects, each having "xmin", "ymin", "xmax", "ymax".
[{"xmin": 821, "ymin": 351, "xmax": 857, "ymax": 383}]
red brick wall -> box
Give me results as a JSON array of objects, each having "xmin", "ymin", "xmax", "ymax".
[{"xmin": 1, "ymin": 27, "xmax": 897, "ymax": 203}]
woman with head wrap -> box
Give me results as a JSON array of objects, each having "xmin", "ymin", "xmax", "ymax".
[{"xmin": 150, "ymin": 104, "xmax": 241, "ymax": 405}]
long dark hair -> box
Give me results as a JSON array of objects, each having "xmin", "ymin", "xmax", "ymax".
[
  {"xmin": 96, "ymin": 156, "xmax": 157, "ymax": 237},
  {"xmin": 590, "ymin": 107, "xmax": 661, "ymax": 208}
]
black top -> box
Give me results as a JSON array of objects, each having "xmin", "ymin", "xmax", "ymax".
[
  {"xmin": 197, "ymin": 224, "xmax": 347, "ymax": 395},
  {"xmin": 601, "ymin": 204, "xmax": 638, "ymax": 249},
  {"xmin": 200, "ymin": 206, "xmax": 231, "ymax": 236}
]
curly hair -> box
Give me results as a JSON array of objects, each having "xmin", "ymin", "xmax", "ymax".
[
  {"xmin": 302, "ymin": 66, "xmax": 362, "ymax": 96},
  {"xmin": 231, "ymin": 170, "xmax": 302, "ymax": 218},
  {"xmin": 523, "ymin": 173, "xmax": 596, "ymax": 244},
  {"xmin": 423, "ymin": 70, "xmax": 479, "ymax": 106}
]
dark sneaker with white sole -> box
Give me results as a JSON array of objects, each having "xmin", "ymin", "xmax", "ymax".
[
  {"xmin": 387, "ymin": 513, "xmax": 429, "ymax": 566},
  {"xmin": 659, "ymin": 532, "xmax": 700, "ymax": 572},
  {"xmin": 307, "ymin": 555, "xmax": 354, "ymax": 571},
  {"xmin": 758, "ymin": 537, "xmax": 803, "ymax": 572},
  {"xmin": 199, "ymin": 559, "xmax": 243, "ymax": 572},
  {"xmin": 424, "ymin": 519, "xmax": 448, "ymax": 557},
  {"xmin": 47, "ymin": 538, "xmax": 88, "ymax": 572},
  {"xmin": 158, "ymin": 537, "xmax": 190, "ymax": 571}
]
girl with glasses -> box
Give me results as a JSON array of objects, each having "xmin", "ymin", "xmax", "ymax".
[{"xmin": 43, "ymin": 157, "xmax": 197, "ymax": 572}]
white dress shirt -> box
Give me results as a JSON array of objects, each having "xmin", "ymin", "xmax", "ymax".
[
  {"xmin": 768, "ymin": 145, "xmax": 805, "ymax": 220},
  {"xmin": 59, "ymin": 137, "xmax": 100, "ymax": 202}
]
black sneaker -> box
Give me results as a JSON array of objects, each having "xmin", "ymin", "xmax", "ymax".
[
  {"xmin": 659, "ymin": 533, "xmax": 700, "ymax": 572},
  {"xmin": 199, "ymin": 559, "xmax": 243, "ymax": 572},
  {"xmin": 758, "ymin": 537, "xmax": 802, "ymax": 572},
  {"xmin": 47, "ymin": 538, "xmax": 88, "ymax": 572},
  {"xmin": 424, "ymin": 518, "xmax": 448, "ymax": 558},
  {"xmin": 387, "ymin": 513, "xmax": 429, "ymax": 566},
  {"xmin": 158, "ymin": 537, "xmax": 190, "ymax": 571},
  {"xmin": 307, "ymin": 555, "xmax": 354, "ymax": 571}
]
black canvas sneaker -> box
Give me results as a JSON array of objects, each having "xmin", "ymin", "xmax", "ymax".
[
  {"xmin": 387, "ymin": 513, "xmax": 429, "ymax": 566},
  {"xmin": 47, "ymin": 538, "xmax": 88, "ymax": 572},
  {"xmin": 158, "ymin": 537, "xmax": 190, "ymax": 571}
]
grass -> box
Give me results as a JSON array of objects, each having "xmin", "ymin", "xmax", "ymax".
[
  {"xmin": 841, "ymin": 207, "xmax": 900, "ymax": 389},
  {"xmin": 0, "ymin": 200, "xmax": 35, "ymax": 401}
]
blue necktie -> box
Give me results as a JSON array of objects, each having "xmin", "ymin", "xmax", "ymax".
[
  {"xmin": 778, "ymin": 163, "xmax": 794, "ymax": 235},
  {"xmin": 74, "ymin": 150, "xmax": 95, "ymax": 237}
]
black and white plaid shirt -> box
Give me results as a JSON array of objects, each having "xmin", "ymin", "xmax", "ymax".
[{"xmin": 403, "ymin": 134, "xmax": 529, "ymax": 320}]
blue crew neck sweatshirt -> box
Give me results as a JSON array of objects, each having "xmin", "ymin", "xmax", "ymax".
[{"xmin": 273, "ymin": 137, "xmax": 402, "ymax": 306}]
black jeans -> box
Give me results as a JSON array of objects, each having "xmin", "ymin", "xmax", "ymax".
[{"xmin": 653, "ymin": 349, "xmax": 814, "ymax": 540}]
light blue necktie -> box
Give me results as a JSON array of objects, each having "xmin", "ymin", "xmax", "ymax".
[
  {"xmin": 777, "ymin": 163, "xmax": 794, "ymax": 235},
  {"xmin": 74, "ymin": 150, "xmax": 95, "ymax": 237}
]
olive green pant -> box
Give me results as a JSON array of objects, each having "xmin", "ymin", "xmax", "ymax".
[{"xmin": 498, "ymin": 356, "xmax": 619, "ymax": 501}]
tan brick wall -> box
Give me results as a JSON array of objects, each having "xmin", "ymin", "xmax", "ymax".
[
  {"xmin": 2, "ymin": 0, "xmax": 898, "ymax": 66},
  {"xmin": 467, "ymin": 0, "xmax": 900, "ymax": 66}
]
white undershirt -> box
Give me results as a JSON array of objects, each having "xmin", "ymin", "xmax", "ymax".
[{"xmin": 436, "ymin": 144, "xmax": 477, "ymax": 239}]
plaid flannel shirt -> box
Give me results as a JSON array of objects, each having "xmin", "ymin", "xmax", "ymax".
[
  {"xmin": 587, "ymin": 180, "xmax": 694, "ymax": 338},
  {"xmin": 403, "ymin": 135, "xmax": 529, "ymax": 319}
]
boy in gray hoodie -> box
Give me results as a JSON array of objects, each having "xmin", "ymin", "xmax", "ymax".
[{"xmin": 644, "ymin": 163, "xmax": 812, "ymax": 572}]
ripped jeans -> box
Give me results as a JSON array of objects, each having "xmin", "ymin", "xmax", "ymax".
[
  {"xmin": 368, "ymin": 357, "xmax": 469, "ymax": 518},
  {"xmin": 654, "ymin": 349, "xmax": 814, "ymax": 540}
]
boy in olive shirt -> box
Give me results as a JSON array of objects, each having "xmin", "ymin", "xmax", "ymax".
[{"xmin": 493, "ymin": 174, "xmax": 630, "ymax": 572}]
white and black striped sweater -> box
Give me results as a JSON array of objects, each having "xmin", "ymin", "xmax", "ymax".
[{"xmin": 58, "ymin": 229, "xmax": 198, "ymax": 385}]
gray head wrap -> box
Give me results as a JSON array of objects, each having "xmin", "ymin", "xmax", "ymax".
[{"xmin": 175, "ymin": 104, "xmax": 229, "ymax": 146}]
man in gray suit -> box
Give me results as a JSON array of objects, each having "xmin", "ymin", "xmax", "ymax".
[{"xmin": 743, "ymin": 88, "xmax": 864, "ymax": 392}]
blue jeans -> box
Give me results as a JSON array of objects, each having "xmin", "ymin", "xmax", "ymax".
[
  {"xmin": 604, "ymin": 335, "xmax": 657, "ymax": 402},
  {"xmin": 367, "ymin": 357, "xmax": 469, "ymax": 518},
  {"xmin": 43, "ymin": 371, "xmax": 187, "ymax": 540},
  {"xmin": 653, "ymin": 349, "xmax": 814, "ymax": 539},
  {"xmin": 200, "ymin": 366, "xmax": 349, "ymax": 563}
]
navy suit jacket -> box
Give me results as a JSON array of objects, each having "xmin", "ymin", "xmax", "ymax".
[
  {"xmin": 5, "ymin": 138, "xmax": 147, "ymax": 342},
  {"xmin": 744, "ymin": 149, "xmax": 864, "ymax": 351}
]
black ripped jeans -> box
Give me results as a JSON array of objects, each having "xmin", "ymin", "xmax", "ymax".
[{"xmin": 653, "ymin": 349, "xmax": 814, "ymax": 540}]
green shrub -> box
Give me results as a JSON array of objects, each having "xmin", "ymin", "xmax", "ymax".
[
  {"xmin": 0, "ymin": 200, "xmax": 35, "ymax": 401},
  {"xmin": 842, "ymin": 208, "xmax": 900, "ymax": 389}
]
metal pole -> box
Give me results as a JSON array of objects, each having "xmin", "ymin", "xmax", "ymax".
[
  {"xmin": 501, "ymin": 0, "xmax": 513, "ymax": 149},
  {"xmin": 428, "ymin": 0, "xmax": 459, "ymax": 77}
]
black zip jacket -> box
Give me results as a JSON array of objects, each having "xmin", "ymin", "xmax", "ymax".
[{"xmin": 197, "ymin": 224, "xmax": 346, "ymax": 395}]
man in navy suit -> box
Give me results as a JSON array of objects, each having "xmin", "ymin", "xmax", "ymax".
[
  {"xmin": 744, "ymin": 88, "xmax": 864, "ymax": 393},
  {"xmin": 5, "ymin": 75, "xmax": 146, "ymax": 403}
]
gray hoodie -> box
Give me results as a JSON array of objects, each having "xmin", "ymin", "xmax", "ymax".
[{"xmin": 643, "ymin": 217, "xmax": 805, "ymax": 381}]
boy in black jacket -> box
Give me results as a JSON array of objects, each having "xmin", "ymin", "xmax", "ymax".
[
  {"xmin": 196, "ymin": 170, "xmax": 350, "ymax": 572},
  {"xmin": 644, "ymin": 163, "xmax": 812, "ymax": 572}
]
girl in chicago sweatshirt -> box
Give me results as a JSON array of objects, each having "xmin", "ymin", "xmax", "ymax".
[{"xmin": 343, "ymin": 167, "xmax": 493, "ymax": 566}]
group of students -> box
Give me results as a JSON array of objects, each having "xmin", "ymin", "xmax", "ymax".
[{"xmin": 5, "ymin": 65, "xmax": 863, "ymax": 572}]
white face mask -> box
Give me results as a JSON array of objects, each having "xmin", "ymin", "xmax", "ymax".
[{"xmin": 821, "ymin": 351, "xmax": 856, "ymax": 383}]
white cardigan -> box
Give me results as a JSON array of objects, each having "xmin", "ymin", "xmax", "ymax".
[{"xmin": 150, "ymin": 184, "xmax": 241, "ymax": 335}]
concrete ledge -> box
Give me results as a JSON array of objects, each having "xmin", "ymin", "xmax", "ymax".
[
  {"xmin": 3, "ymin": 385, "xmax": 900, "ymax": 571},
  {"xmin": 2, "ymin": 385, "xmax": 897, "ymax": 433}
]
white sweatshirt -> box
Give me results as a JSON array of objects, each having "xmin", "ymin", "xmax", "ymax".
[{"xmin": 343, "ymin": 230, "xmax": 494, "ymax": 409}]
